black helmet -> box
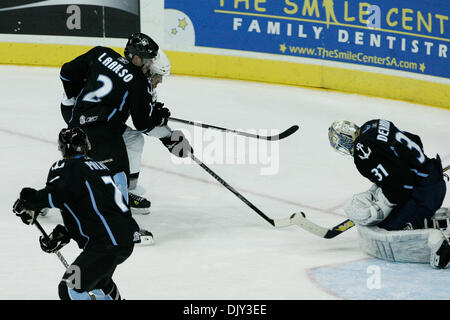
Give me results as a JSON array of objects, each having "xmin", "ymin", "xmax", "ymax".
[
  {"xmin": 124, "ymin": 32, "xmax": 159, "ymax": 61},
  {"xmin": 58, "ymin": 127, "xmax": 91, "ymax": 158}
]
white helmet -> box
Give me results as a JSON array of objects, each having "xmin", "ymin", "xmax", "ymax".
[
  {"xmin": 149, "ymin": 50, "xmax": 171, "ymax": 76},
  {"xmin": 328, "ymin": 120, "xmax": 360, "ymax": 156}
]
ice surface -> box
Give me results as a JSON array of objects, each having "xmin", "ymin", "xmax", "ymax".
[{"xmin": 0, "ymin": 65, "xmax": 448, "ymax": 300}]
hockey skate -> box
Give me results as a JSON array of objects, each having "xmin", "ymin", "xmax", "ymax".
[
  {"xmin": 135, "ymin": 229, "xmax": 154, "ymax": 246},
  {"xmin": 128, "ymin": 192, "xmax": 151, "ymax": 215}
]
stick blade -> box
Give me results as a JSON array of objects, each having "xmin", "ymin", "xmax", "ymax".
[
  {"xmin": 273, "ymin": 216, "xmax": 294, "ymax": 228},
  {"xmin": 268, "ymin": 125, "xmax": 299, "ymax": 140},
  {"xmin": 290, "ymin": 212, "xmax": 329, "ymax": 237},
  {"xmin": 290, "ymin": 212, "xmax": 355, "ymax": 239}
]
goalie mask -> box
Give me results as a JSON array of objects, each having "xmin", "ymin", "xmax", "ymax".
[
  {"xmin": 58, "ymin": 127, "xmax": 91, "ymax": 158},
  {"xmin": 328, "ymin": 120, "xmax": 360, "ymax": 156}
]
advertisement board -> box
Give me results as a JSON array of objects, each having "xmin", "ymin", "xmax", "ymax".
[{"xmin": 165, "ymin": 0, "xmax": 449, "ymax": 79}]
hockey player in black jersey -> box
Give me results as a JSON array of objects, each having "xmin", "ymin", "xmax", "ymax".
[
  {"xmin": 58, "ymin": 32, "xmax": 192, "ymax": 215},
  {"xmin": 13, "ymin": 127, "xmax": 141, "ymax": 299},
  {"xmin": 329, "ymin": 119, "xmax": 449, "ymax": 268}
]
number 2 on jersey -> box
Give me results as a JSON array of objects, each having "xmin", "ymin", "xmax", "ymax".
[{"xmin": 82, "ymin": 74, "xmax": 113, "ymax": 103}]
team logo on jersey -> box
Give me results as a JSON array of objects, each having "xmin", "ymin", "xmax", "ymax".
[
  {"xmin": 356, "ymin": 143, "xmax": 371, "ymax": 160},
  {"xmin": 86, "ymin": 116, "xmax": 98, "ymax": 123},
  {"xmin": 118, "ymin": 57, "xmax": 129, "ymax": 64},
  {"xmin": 79, "ymin": 115, "xmax": 98, "ymax": 125}
]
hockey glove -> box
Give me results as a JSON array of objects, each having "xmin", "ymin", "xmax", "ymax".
[
  {"xmin": 160, "ymin": 130, "xmax": 193, "ymax": 158},
  {"xmin": 344, "ymin": 187, "xmax": 395, "ymax": 226},
  {"xmin": 152, "ymin": 102, "xmax": 171, "ymax": 127},
  {"xmin": 13, "ymin": 198, "xmax": 37, "ymax": 225},
  {"xmin": 20, "ymin": 187, "xmax": 38, "ymax": 200},
  {"xmin": 39, "ymin": 224, "xmax": 71, "ymax": 253}
]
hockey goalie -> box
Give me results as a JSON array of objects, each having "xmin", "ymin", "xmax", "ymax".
[{"xmin": 328, "ymin": 119, "xmax": 449, "ymax": 269}]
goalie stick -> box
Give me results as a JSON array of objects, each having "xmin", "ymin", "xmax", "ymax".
[
  {"xmin": 190, "ymin": 153, "xmax": 293, "ymax": 228},
  {"xmin": 289, "ymin": 212, "xmax": 355, "ymax": 239},
  {"xmin": 292, "ymin": 164, "xmax": 450, "ymax": 239},
  {"xmin": 169, "ymin": 117, "xmax": 299, "ymax": 141}
]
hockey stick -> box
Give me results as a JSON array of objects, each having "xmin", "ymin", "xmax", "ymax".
[
  {"xmin": 444, "ymin": 165, "xmax": 450, "ymax": 181},
  {"xmin": 35, "ymin": 221, "xmax": 101, "ymax": 299},
  {"xmin": 292, "ymin": 164, "xmax": 450, "ymax": 239},
  {"xmin": 289, "ymin": 212, "xmax": 355, "ymax": 239},
  {"xmin": 190, "ymin": 153, "xmax": 292, "ymax": 228},
  {"xmin": 34, "ymin": 220, "xmax": 69, "ymax": 268},
  {"xmin": 169, "ymin": 117, "xmax": 299, "ymax": 141}
]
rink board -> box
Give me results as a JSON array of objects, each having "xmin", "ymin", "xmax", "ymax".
[
  {"xmin": 0, "ymin": 0, "xmax": 449, "ymax": 108},
  {"xmin": 0, "ymin": 41, "xmax": 449, "ymax": 110}
]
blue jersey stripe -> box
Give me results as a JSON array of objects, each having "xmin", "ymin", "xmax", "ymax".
[
  {"xmin": 69, "ymin": 88, "xmax": 84, "ymax": 124},
  {"xmin": 107, "ymin": 108, "xmax": 117, "ymax": 121},
  {"xmin": 48, "ymin": 193, "xmax": 55, "ymax": 208},
  {"xmin": 64, "ymin": 203, "xmax": 90, "ymax": 249},
  {"xmin": 119, "ymin": 90, "xmax": 128, "ymax": 111},
  {"xmin": 410, "ymin": 168, "xmax": 429, "ymax": 177},
  {"xmin": 85, "ymin": 181, "xmax": 118, "ymax": 246}
]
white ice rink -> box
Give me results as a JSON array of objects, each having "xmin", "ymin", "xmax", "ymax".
[{"xmin": 0, "ymin": 65, "xmax": 449, "ymax": 300}]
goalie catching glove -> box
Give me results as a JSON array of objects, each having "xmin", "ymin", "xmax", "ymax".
[
  {"xmin": 344, "ymin": 184, "xmax": 395, "ymax": 226},
  {"xmin": 39, "ymin": 224, "xmax": 71, "ymax": 253},
  {"xmin": 160, "ymin": 130, "xmax": 193, "ymax": 158}
]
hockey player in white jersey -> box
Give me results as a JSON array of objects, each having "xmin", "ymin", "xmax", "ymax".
[
  {"xmin": 123, "ymin": 49, "xmax": 173, "ymax": 214},
  {"xmin": 328, "ymin": 119, "xmax": 449, "ymax": 269}
]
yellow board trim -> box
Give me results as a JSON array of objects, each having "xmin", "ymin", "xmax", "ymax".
[{"xmin": 0, "ymin": 42, "xmax": 448, "ymax": 109}]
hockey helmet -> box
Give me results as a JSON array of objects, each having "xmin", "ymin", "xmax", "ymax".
[
  {"xmin": 328, "ymin": 120, "xmax": 360, "ymax": 156},
  {"xmin": 58, "ymin": 127, "xmax": 91, "ymax": 158},
  {"xmin": 124, "ymin": 32, "xmax": 159, "ymax": 61},
  {"xmin": 149, "ymin": 50, "xmax": 171, "ymax": 77},
  {"xmin": 148, "ymin": 50, "xmax": 171, "ymax": 88}
]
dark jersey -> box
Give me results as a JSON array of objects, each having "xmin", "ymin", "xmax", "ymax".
[
  {"xmin": 28, "ymin": 156, "xmax": 140, "ymax": 249},
  {"xmin": 60, "ymin": 46, "xmax": 159, "ymax": 133},
  {"xmin": 354, "ymin": 119, "xmax": 432, "ymax": 205}
]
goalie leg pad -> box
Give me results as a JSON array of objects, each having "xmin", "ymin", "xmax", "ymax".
[
  {"xmin": 357, "ymin": 225, "xmax": 440, "ymax": 263},
  {"xmin": 429, "ymin": 229, "xmax": 450, "ymax": 269}
]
